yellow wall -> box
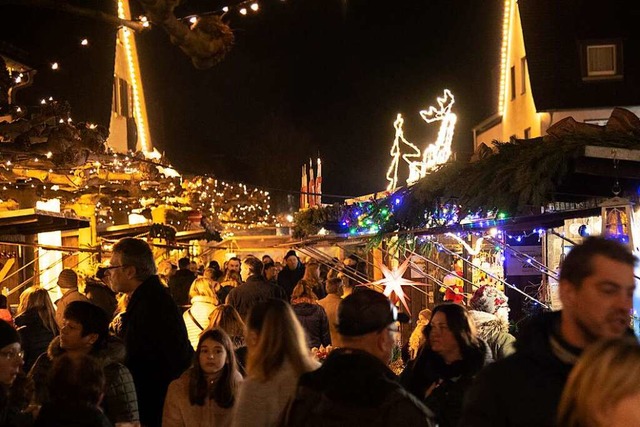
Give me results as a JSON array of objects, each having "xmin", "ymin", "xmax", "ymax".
[{"xmin": 107, "ymin": 0, "xmax": 152, "ymax": 154}]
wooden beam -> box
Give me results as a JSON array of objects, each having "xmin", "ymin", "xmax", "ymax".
[{"xmin": 584, "ymin": 146, "xmax": 640, "ymax": 162}]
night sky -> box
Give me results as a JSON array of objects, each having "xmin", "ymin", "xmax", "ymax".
[
  {"xmin": 138, "ymin": 0, "xmax": 502, "ymax": 207},
  {"xmin": 3, "ymin": 0, "xmax": 502, "ymax": 211}
]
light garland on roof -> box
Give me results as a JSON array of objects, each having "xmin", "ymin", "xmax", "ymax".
[
  {"xmin": 498, "ymin": 0, "xmax": 514, "ymax": 115},
  {"xmin": 118, "ymin": 0, "xmax": 151, "ymax": 153}
]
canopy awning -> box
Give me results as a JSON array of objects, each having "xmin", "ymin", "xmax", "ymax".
[{"xmin": 0, "ymin": 208, "xmax": 90, "ymax": 235}]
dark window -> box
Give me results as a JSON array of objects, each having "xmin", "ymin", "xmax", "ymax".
[
  {"xmin": 118, "ymin": 78, "xmax": 130, "ymax": 118},
  {"xmin": 510, "ymin": 66, "xmax": 516, "ymax": 100},
  {"xmin": 520, "ymin": 57, "xmax": 527, "ymax": 94}
]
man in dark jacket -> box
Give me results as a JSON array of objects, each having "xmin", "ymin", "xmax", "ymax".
[
  {"xmin": 29, "ymin": 301, "xmax": 139, "ymax": 426},
  {"xmin": 226, "ymin": 256, "xmax": 287, "ymax": 320},
  {"xmin": 282, "ymin": 289, "xmax": 434, "ymax": 427},
  {"xmin": 105, "ymin": 238, "xmax": 193, "ymax": 427},
  {"xmin": 277, "ymin": 250, "xmax": 305, "ymax": 299},
  {"xmin": 460, "ymin": 237, "xmax": 637, "ymax": 427},
  {"xmin": 167, "ymin": 257, "xmax": 196, "ymax": 310}
]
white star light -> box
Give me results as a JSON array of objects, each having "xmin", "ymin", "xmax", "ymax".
[{"xmin": 370, "ymin": 259, "xmax": 416, "ymax": 314}]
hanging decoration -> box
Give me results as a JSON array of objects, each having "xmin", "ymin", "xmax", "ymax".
[
  {"xmin": 385, "ymin": 90, "xmax": 458, "ymax": 189},
  {"xmin": 369, "ymin": 258, "xmax": 414, "ymax": 314},
  {"xmin": 600, "ymin": 197, "xmax": 634, "ymax": 247}
]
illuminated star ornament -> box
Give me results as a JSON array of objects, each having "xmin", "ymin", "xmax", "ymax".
[{"xmin": 370, "ymin": 259, "xmax": 416, "ymax": 314}]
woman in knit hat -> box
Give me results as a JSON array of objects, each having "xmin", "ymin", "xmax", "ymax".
[
  {"xmin": 0, "ymin": 320, "xmax": 34, "ymax": 425},
  {"xmin": 468, "ymin": 285, "xmax": 516, "ymax": 360}
]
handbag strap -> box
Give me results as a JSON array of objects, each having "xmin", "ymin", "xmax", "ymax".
[{"xmin": 187, "ymin": 309, "xmax": 205, "ymax": 331}]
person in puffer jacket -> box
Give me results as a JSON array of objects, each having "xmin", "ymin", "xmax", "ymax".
[
  {"xmin": 468, "ymin": 285, "xmax": 516, "ymax": 360},
  {"xmin": 29, "ymin": 301, "xmax": 139, "ymax": 425},
  {"xmin": 291, "ymin": 280, "xmax": 331, "ymax": 348}
]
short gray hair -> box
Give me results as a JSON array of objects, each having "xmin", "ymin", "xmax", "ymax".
[{"xmin": 112, "ymin": 238, "xmax": 157, "ymax": 281}]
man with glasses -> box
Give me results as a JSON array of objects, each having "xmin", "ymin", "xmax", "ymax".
[
  {"xmin": 460, "ymin": 237, "xmax": 637, "ymax": 427},
  {"xmin": 282, "ymin": 289, "xmax": 434, "ymax": 426},
  {"xmin": 105, "ymin": 238, "xmax": 192, "ymax": 427}
]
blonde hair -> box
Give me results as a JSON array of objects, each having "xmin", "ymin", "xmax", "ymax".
[
  {"xmin": 558, "ymin": 338, "xmax": 640, "ymax": 427},
  {"xmin": 188, "ymin": 277, "xmax": 218, "ymax": 302},
  {"xmin": 245, "ymin": 299, "xmax": 316, "ymax": 382},
  {"xmin": 17, "ymin": 286, "xmax": 58, "ymax": 334}
]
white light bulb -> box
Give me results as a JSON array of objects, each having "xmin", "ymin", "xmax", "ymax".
[
  {"xmin": 51, "ymin": 62, "xmax": 59, "ymax": 70},
  {"xmin": 189, "ymin": 16, "xmax": 198, "ymax": 24},
  {"xmin": 81, "ymin": 38, "xmax": 89, "ymax": 46},
  {"xmin": 222, "ymin": 6, "xmax": 229, "ymax": 12},
  {"xmin": 251, "ymin": 3, "xmax": 259, "ymax": 11},
  {"xmin": 240, "ymin": 8, "xmax": 247, "ymax": 15}
]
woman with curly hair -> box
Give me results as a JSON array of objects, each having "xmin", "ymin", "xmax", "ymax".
[{"xmin": 163, "ymin": 328, "xmax": 242, "ymax": 427}]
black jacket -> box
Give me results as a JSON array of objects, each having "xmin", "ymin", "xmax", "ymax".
[
  {"xmin": 15, "ymin": 309, "xmax": 56, "ymax": 372},
  {"xmin": 291, "ymin": 302, "xmax": 331, "ymax": 348},
  {"xmin": 30, "ymin": 335, "xmax": 139, "ymax": 425},
  {"xmin": 34, "ymin": 401, "xmax": 112, "ymax": 427},
  {"xmin": 167, "ymin": 269, "xmax": 196, "ymax": 308},
  {"xmin": 277, "ymin": 262, "xmax": 305, "ymax": 300},
  {"xmin": 400, "ymin": 341, "xmax": 491, "ymax": 427},
  {"xmin": 282, "ymin": 348, "xmax": 434, "ymax": 427},
  {"xmin": 226, "ymin": 275, "xmax": 287, "ymax": 320},
  {"xmin": 459, "ymin": 311, "xmax": 578, "ymax": 427},
  {"xmin": 123, "ymin": 275, "xmax": 193, "ymax": 427}
]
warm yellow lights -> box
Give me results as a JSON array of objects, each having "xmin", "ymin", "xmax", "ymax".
[
  {"xmin": 250, "ymin": 3, "xmax": 259, "ymax": 11},
  {"xmin": 386, "ymin": 114, "xmax": 419, "ymax": 191},
  {"xmin": 240, "ymin": 8, "xmax": 247, "ymax": 15},
  {"xmin": 385, "ymin": 90, "xmax": 457, "ymax": 188},
  {"xmin": 446, "ymin": 233, "xmax": 484, "ymax": 256},
  {"xmin": 498, "ymin": 0, "xmax": 514, "ymax": 115},
  {"xmin": 118, "ymin": 0, "xmax": 151, "ymax": 153},
  {"xmin": 51, "ymin": 62, "xmax": 59, "ymax": 70},
  {"xmin": 81, "ymin": 38, "xmax": 89, "ymax": 46}
]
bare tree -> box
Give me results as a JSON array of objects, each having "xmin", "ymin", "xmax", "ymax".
[{"xmin": 0, "ymin": 0, "xmax": 234, "ymax": 69}]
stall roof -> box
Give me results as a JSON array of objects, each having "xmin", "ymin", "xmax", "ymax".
[
  {"xmin": 0, "ymin": 209, "xmax": 90, "ymax": 235},
  {"xmin": 98, "ymin": 223, "xmax": 150, "ymax": 240}
]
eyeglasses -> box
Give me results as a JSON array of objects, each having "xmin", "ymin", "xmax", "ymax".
[
  {"xmin": 0, "ymin": 349, "xmax": 24, "ymax": 361},
  {"xmin": 103, "ymin": 265, "xmax": 128, "ymax": 271}
]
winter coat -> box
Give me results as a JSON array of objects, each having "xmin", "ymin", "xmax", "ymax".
[
  {"xmin": 459, "ymin": 311, "xmax": 582, "ymax": 427},
  {"xmin": 400, "ymin": 340, "xmax": 492, "ymax": 427},
  {"xmin": 226, "ymin": 276, "xmax": 287, "ymax": 321},
  {"xmin": 277, "ymin": 263, "xmax": 305, "ymax": 300},
  {"xmin": 29, "ymin": 335, "xmax": 139, "ymax": 425},
  {"xmin": 54, "ymin": 289, "xmax": 90, "ymax": 329},
  {"xmin": 282, "ymin": 348, "xmax": 434, "ymax": 427},
  {"xmin": 232, "ymin": 359, "xmax": 319, "ymax": 427},
  {"xmin": 168, "ymin": 269, "xmax": 196, "ymax": 309},
  {"xmin": 84, "ymin": 279, "xmax": 118, "ymax": 319},
  {"xmin": 291, "ymin": 302, "xmax": 331, "ymax": 348},
  {"xmin": 15, "ymin": 309, "xmax": 56, "ymax": 372},
  {"xmin": 34, "ymin": 401, "xmax": 112, "ymax": 427},
  {"xmin": 317, "ymin": 294, "xmax": 341, "ymax": 345},
  {"xmin": 183, "ymin": 296, "xmax": 217, "ymax": 349},
  {"xmin": 162, "ymin": 368, "xmax": 243, "ymax": 427},
  {"xmin": 469, "ymin": 310, "xmax": 516, "ymax": 360},
  {"xmin": 123, "ymin": 275, "xmax": 193, "ymax": 427}
]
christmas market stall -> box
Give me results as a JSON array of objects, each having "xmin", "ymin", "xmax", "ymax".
[{"xmin": 292, "ymin": 108, "xmax": 640, "ymax": 331}]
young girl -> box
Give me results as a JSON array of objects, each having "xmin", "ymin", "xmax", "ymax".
[{"xmin": 163, "ymin": 328, "xmax": 242, "ymax": 427}]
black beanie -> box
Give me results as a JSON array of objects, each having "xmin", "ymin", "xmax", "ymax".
[
  {"xmin": 284, "ymin": 250, "xmax": 297, "ymax": 260},
  {"xmin": 0, "ymin": 320, "xmax": 19, "ymax": 349}
]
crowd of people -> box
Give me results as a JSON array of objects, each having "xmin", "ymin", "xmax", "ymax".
[{"xmin": 0, "ymin": 236, "xmax": 636, "ymax": 426}]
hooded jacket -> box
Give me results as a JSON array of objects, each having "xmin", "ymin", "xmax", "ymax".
[
  {"xmin": 29, "ymin": 335, "xmax": 139, "ymax": 425},
  {"xmin": 282, "ymin": 348, "xmax": 435, "ymax": 427},
  {"xmin": 469, "ymin": 310, "xmax": 516, "ymax": 360},
  {"xmin": 15, "ymin": 309, "xmax": 56, "ymax": 372},
  {"xmin": 291, "ymin": 302, "xmax": 331, "ymax": 348},
  {"xmin": 459, "ymin": 311, "xmax": 579, "ymax": 427},
  {"xmin": 400, "ymin": 339, "xmax": 493, "ymax": 427}
]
